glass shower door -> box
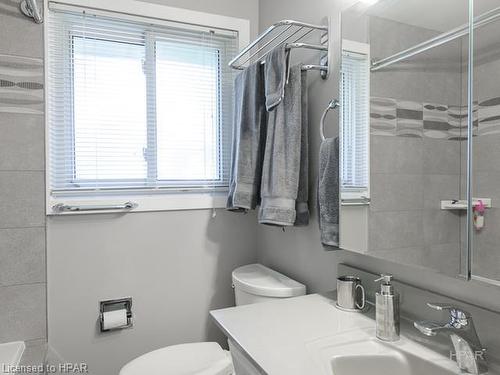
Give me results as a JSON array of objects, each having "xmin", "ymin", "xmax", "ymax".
[{"xmin": 469, "ymin": 0, "xmax": 500, "ymax": 284}]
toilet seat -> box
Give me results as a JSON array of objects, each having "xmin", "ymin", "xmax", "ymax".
[{"xmin": 119, "ymin": 342, "xmax": 233, "ymax": 375}]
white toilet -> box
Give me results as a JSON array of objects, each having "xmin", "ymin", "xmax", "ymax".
[{"xmin": 119, "ymin": 263, "xmax": 306, "ymax": 375}]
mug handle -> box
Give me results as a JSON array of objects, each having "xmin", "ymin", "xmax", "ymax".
[{"xmin": 355, "ymin": 284, "xmax": 366, "ymax": 310}]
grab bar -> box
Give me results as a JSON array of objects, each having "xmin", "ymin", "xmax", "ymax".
[{"xmin": 52, "ymin": 201, "xmax": 137, "ymax": 213}]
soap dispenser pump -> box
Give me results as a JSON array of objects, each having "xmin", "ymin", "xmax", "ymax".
[{"xmin": 375, "ymin": 274, "xmax": 400, "ymax": 341}]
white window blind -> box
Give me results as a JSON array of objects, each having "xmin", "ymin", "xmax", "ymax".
[
  {"xmin": 47, "ymin": 6, "xmax": 238, "ymax": 197},
  {"xmin": 340, "ymin": 49, "xmax": 369, "ymax": 195}
]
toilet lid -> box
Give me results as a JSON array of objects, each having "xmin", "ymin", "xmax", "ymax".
[
  {"xmin": 232, "ymin": 263, "xmax": 306, "ymax": 298},
  {"xmin": 119, "ymin": 342, "xmax": 233, "ymax": 375}
]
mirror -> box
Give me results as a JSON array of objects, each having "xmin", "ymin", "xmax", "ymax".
[
  {"xmin": 471, "ymin": 1, "xmax": 500, "ymax": 284},
  {"xmin": 339, "ymin": 0, "xmax": 472, "ymax": 277}
]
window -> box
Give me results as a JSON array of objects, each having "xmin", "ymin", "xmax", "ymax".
[
  {"xmin": 47, "ymin": 6, "xmax": 239, "ymax": 209},
  {"xmin": 340, "ymin": 40, "xmax": 370, "ymax": 200}
]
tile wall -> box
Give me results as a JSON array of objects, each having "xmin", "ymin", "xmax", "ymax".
[{"xmin": 0, "ymin": 0, "xmax": 47, "ymax": 351}]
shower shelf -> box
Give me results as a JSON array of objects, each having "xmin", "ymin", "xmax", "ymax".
[{"xmin": 441, "ymin": 198, "xmax": 491, "ymax": 210}]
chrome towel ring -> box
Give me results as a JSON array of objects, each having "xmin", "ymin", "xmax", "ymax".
[{"xmin": 320, "ymin": 99, "xmax": 340, "ymax": 140}]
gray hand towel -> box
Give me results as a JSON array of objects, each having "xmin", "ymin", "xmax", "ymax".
[
  {"xmin": 264, "ymin": 44, "xmax": 290, "ymax": 111},
  {"xmin": 259, "ymin": 64, "xmax": 303, "ymax": 226},
  {"xmin": 227, "ymin": 62, "xmax": 267, "ymax": 211},
  {"xmin": 318, "ymin": 137, "xmax": 339, "ymax": 247},
  {"xmin": 294, "ymin": 70, "xmax": 309, "ymax": 226}
]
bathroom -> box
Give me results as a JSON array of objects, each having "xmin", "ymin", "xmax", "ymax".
[{"xmin": 1, "ymin": 0, "xmax": 500, "ymax": 373}]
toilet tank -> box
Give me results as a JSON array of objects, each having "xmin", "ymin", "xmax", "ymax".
[{"xmin": 232, "ymin": 264, "xmax": 306, "ymax": 306}]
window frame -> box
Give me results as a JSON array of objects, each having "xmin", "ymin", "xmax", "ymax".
[
  {"xmin": 340, "ymin": 39, "xmax": 371, "ymax": 204},
  {"xmin": 68, "ymin": 33, "xmax": 150, "ymax": 188},
  {"xmin": 44, "ymin": 0, "xmax": 250, "ymax": 215}
]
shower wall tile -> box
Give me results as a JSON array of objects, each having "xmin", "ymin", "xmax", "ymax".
[
  {"xmin": 423, "ymin": 243, "xmax": 461, "ymax": 276},
  {"xmin": 478, "ymin": 97, "xmax": 500, "ymax": 136},
  {"xmin": 396, "ymin": 100, "xmax": 423, "ymax": 138},
  {"xmin": 371, "ymin": 135, "xmax": 422, "ymax": 174},
  {"xmin": 0, "ymin": 0, "xmax": 47, "ymax": 348},
  {"xmin": 0, "ymin": 283, "xmax": 46, "ymax": 342},
  {"xmin": 370, "ymin": 174, "xmax": 423, "ymax": 211},
  {"xmin": 0, "ymin": 171, "xmax": 45, "ymax": 228},
  {"xmin": 423, "ymin": 139, "xmax": 460, "ymax": 174},
  {"xmin": 0, "ymin": 227, "xmax": 45, "ymax": 286},
  {"xmin": 369, "ymin": 96, "xmax": 483, "ymax": 141},
  {"xmin": 0, "ymin": 2, "xmax": 43, "ymax": 58},
  {"xmin": 0, "ymin": 113, "xmax": 44, "ymax": 171},
  {"xmin": 370, "ymin": 97, "xmax": 396, "ymax": 136},
  {"xmin": 422, "ymin": 210, "xmax": 460, "ymax": 246},
  {"xmin": 474, "ymin": 171, "xmax": 500, "ymax": 205},
  {"xmin": 447, "ymin": 105, "xmax": 466, "ymax": 140},
  {"xmin": 473, "ymin": 208, "xmax": 500, "ymax": 245},
  {"xmin": 0, "ymin": 54, "xmax": 44, "ymax": 115},
  {"xmin": 423, "ymin": 102, "xmax": 449, "ymax": 139},
  {"xmin": 474, "ymin": 135, "xmax": 500, "ymax": 173},
  {"xmin": 369, "ymin": 210, "xmax": 423, "ymax": 251},
  {"xmin": 367, "ymin": 16, "xmax": 464, "ymax": 275},
  {"xmin": 473, "ymin": 232, "xmax": 500, "ymax": 281},
  {"xmin": 423, "ymin": 174, "xmax": 460, "ymax": 209},
  {"xmin": 369, "ymin": 17, "xmax": 462, "ymax": 104}
]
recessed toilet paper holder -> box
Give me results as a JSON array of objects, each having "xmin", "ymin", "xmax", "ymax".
[{"xmin": 99, "ymin": 297, "xmax": 133, "ymax": 332}]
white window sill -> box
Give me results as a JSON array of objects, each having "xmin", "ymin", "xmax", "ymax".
[{"xmin": 47, "ymin": 192, "xmax": 228, "ymax": 215}]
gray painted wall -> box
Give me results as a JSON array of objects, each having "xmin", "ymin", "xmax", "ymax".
[
  {"xmin": 0, "ymin": 0, "xmax": 46, "ymax": 354},
  {"xmin": 256, "ymin": 0, "xmax": 500, "ymax": 313},
  {"xmin": 256, "ymin": 0, "xmax": 343, "ymax": 293},
  {"xmin": 48, "ymin": 210, "xmax": 258, "ymax": 375},
  {"xmin": 46, "ymin": 1, "xmax": 259, "ymax": 374}
]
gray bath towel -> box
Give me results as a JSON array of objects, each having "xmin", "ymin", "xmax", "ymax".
[
  {"xmin": 227, "ymin": 62, "xmax": 267, "ymax": 211},
  {"xmin": 294, "ymin": 70, "xmax": 309, "ymax": 226},
  {"xmin": 318, "ymin": 137, "xmax": 340, "ymax": 247},
  {"xmin": 264, "ymin": 44, "xmax": 290, "ymax": 111},
  {"xmin": 259, "ymin": 64, "xmax": 303, "ymax": 226}
]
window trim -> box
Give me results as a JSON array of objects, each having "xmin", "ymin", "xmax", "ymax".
[
  {"xmin": 340, "ymin": 39, "xmax": 371, "ymax": 204},
  {"xmin": 44, "ymin": 0, "xmax": 250, "ymax": 214}
]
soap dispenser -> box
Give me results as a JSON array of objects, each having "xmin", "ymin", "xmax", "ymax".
[{"xmin": 375, "ymin": 274, "xmax": 400, "ymax": 341}]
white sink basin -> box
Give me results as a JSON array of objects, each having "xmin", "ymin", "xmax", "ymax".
[
  {"xmin": 330, "ymin": 340, "xmax": 455, "ymax": 375},
  {"xmin": 306, "ymin": 328, "xmax": 459, "ymax": 375}
]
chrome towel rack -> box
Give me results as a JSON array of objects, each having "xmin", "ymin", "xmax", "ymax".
[
  {"xmin": 320, "ymin": 99, "xmax": 340, "ymax": 140},
  {"xmin": 52, "ymin": 201, "xmax": 137, "ymax": 213},
  {"xmin": 229, "ymin": 18, "xmax": 331, "ymax": 79}
]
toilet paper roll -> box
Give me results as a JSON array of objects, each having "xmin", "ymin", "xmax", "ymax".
[{"xmin": 102, "ymin": 309, "xmax": 128, "ymax": 330}]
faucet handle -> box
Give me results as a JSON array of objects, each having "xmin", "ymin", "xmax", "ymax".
[
  {"xmin": 427, "ymin": 303, "xmax": 472, "ymax": 329},
  {"xmin": 427, "ymin": 302, "xmax": 471, "ymax": 317}
]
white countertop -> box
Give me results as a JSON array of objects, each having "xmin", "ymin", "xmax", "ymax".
[{"xmin": 210, "ymin": 292, "xmax": 464, "ymax": 375}]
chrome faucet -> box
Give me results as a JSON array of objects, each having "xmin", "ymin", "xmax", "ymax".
[{"xmin": 414, "ymin": 303, "xmax": 488, "ymax": 375}]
